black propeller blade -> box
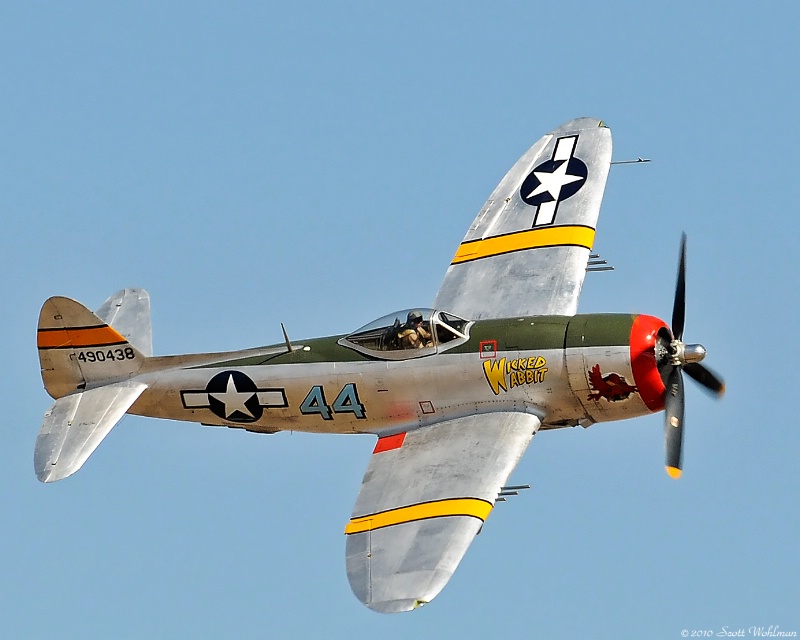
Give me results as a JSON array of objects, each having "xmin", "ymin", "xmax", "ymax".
[
  {"xmin": 661, "ymin": 234, "xmax": 724, "ymax": 479},
  {"xmin": 664, "ymin": 366, "xmax": 685, "ymax": 478},
  {"xmin": 683, "ymin": 363, "xmax": 725, "ymax": 396},
  {"xmin": 671, "ymin": 233, "xmax": 687, "ymax": 342}
]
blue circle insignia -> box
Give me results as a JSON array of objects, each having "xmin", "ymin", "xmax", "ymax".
[
  {"xmin": 205, "ymin": 370, "xmax": 263, "ymax": 423},
  {"xmin": 519, "ymin": 157, "xmax": 588, "ymax": 207}
]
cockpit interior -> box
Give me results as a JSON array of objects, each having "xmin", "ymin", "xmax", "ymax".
[{"xmin": 339, "ymin": 309, "xmax": 471, "ymax": 360}]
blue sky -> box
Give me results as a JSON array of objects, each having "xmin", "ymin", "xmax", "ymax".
[{"xmin": 2, "ymin": 2, "xmax": 799, "ymax": 638}]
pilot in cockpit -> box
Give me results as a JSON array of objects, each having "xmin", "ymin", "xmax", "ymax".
[{"xmin": 398, "ymin": 311, "xmax": 433, "ymax": 349}]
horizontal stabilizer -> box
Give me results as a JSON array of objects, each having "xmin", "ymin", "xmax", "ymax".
[{"xmin": 35, "ymin": 380, "xmax": 147, "ymax": 483}]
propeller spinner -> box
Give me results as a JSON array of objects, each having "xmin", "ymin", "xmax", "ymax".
[{"xmin": 656, "ymin": 234, "xmax": 725, "ymax": 478}]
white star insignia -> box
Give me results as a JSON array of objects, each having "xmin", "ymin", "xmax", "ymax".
[
  {"xmin": 209, "ymin": 374, "xmax": 256, "ymax": 419},
  {"xmin": 526, "ymin": 160, "xmax": 583, "ymax": 201}
]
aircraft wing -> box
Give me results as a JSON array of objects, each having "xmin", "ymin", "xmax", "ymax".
[
  {"xmin": 434, "ymin": 117, "xmax": 612, "ymax": 320},
  {"xmin": 345, "ymin": 412, "xmax": 540, "ymax": 613}
]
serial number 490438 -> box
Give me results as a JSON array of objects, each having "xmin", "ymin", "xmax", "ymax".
[{"xmin": 76, "ymin": 347, "xmax": 136, "ymax": 363}]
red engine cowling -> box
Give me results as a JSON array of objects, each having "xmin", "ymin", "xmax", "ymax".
[{"xmin": 629, "ymin": 314, "xmax": 669, "ymax": 412}]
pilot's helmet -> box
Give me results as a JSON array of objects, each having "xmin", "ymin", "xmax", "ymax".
[{"xmin": 407, "ymin": 311, "xmax": 423, "ymax": 324}]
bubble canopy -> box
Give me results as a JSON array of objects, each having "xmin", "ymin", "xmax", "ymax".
[{"xmin": 339, "ymin": 308, "xmax": 471, "ymax": 360}]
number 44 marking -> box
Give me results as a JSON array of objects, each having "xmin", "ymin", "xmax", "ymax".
[{"xmin": 300, "ymin": 383, "xmax": 366, "ymax": 420}]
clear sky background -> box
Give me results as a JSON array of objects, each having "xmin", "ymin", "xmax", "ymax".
[{"xmin": 2, "ymin": 3, "xmax": 799, "ymax": 638}]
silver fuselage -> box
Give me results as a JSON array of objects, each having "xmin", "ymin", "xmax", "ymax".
[{"xmin": 128, "ymin": 313, "xmax": 660, "ymax": 436}]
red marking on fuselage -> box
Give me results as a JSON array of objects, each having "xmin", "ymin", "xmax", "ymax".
[
  {"xmin": 479, "ymin": 340, "xmax": 497, "ymax": 359},
  {"xmin": 587, "ymin": 364, "xmax": 637, "ymax": 401},
  {"xmin": 373, "ymin": 432, "xmax": 406, "ymax": 454}
]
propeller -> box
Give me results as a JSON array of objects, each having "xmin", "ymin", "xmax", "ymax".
[{"xmin": 657, "ymin": 234, "xmax": 725, "ymax": 479}]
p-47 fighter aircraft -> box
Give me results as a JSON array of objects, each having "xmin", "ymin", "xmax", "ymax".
[{"xmin": 35, "ymin": 118, "xmax": 723, "ymax": 613}]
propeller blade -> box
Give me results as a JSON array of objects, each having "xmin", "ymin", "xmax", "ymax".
[
  {"xmin": 664, "ymin": 366, "xmax": 685, "ymax": 479},
  {"xmin": 671, "ymin": 233, "xmax": 687, "ymax": 341},
  {"xmin": 684, "ymin": 362, "xmax": 725, "ymax": 397}
]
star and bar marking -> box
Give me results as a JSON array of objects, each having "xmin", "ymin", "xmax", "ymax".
[
  {"xmin": 181, "ymin": 370, "xmax": 287, "ymax": 423},
  {"xmin": 519, "ymin": 135, "xmax": 588, "ymax": 226}
]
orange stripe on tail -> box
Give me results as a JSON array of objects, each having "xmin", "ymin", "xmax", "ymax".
[{"xmin": 37, "ymin": 325, "xmax": 127, "ymax": 349}]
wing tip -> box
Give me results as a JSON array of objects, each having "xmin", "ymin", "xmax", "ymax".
[
  {"xmin": 35, "ymin": 462, "xmax": 75, "ymax": 483},
  {"xmin": 553, "ymin": 116, "xmax": 609, "ymax": 134},
  {"xmin": 366, "ymin": 598, "xmax": 428, "ymax": 614}
]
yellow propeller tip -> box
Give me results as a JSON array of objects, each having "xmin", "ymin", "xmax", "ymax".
[{"xmin": 666, "ymin": 466, "xmax": 682, "ymax": 479}]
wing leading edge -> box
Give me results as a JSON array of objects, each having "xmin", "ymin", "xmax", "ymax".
[
  {"xmin": 434, "ymin": 117, "xmax": 612, "ymax": 320},
  {"xmin": 345, "ymin": 412, "xmax": 541, "ymax": 613}
]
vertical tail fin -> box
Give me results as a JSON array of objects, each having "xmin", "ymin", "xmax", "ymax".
[
  {"xmin": 37, "ymin": 294, "xmax": 148, "ymax": 399},
  {"xmin": 95, "ymin": 288, "xmax": 153, "ymax": 357}
]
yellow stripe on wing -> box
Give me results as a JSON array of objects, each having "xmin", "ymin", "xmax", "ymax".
[
  {"xmin": 344, "ymin": 497, "xmax": 493, "ymax": 535},
  {"xmin": 451, "ymin": 225, "xmax": 596, "ymax": 265}
]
